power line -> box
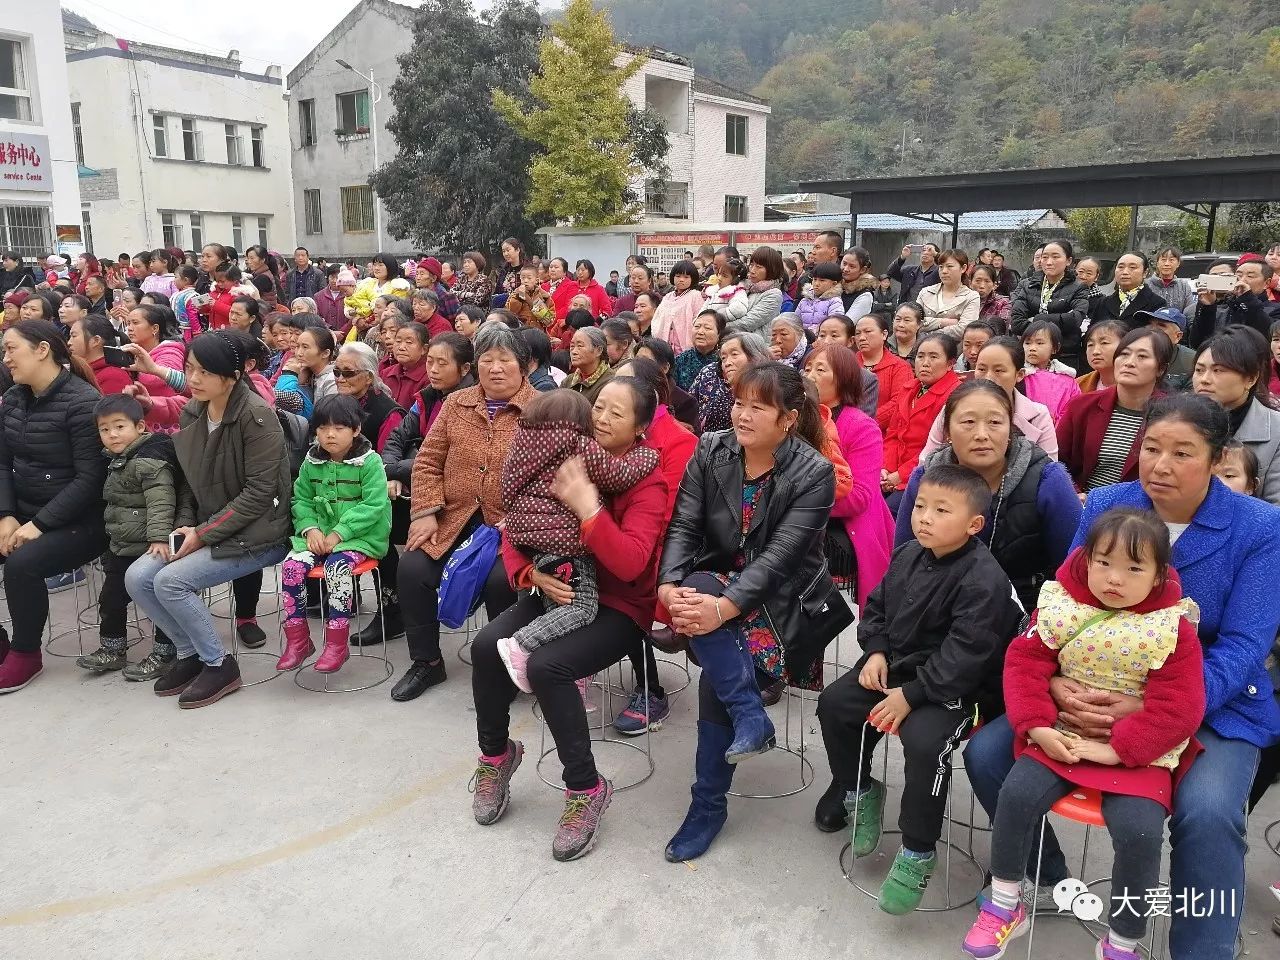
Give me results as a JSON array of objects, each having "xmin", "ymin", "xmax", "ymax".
[{"xmin": 68, "ymin": 0, "xmax": 285, "ymax": 68}]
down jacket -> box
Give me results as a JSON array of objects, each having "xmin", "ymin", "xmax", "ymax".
[
  {"xmin": 795, "ymin": 289, "xmax": 844, "ymax": 333},
  {"xmin": 103, "ymin": 432, "xmax": 179, "ymax": 557},
  {"xmin": 0, "ymin": 369, "xmax": 106, "ymax": 531},
  {"xmin": 1009, "ymin": 271, "xmax": 1091, "ymax": 369},
  {"xmin": 173, "ymin": 378, "xmax": 292, "ymax": 559}
]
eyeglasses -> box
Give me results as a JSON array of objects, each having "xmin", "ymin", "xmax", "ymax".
[{"xmin": 332, "ymin": 367, "xmax": 363, "ymax": 380}]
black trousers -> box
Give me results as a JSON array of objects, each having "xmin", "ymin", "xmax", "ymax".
[
  {"xmin": 398, "ymin": 539, "xmax": 515, "ymax": 663},
  {"xmin": 1249, "ymin": 739, "xmax": 1280, "ymax": 812},
  {"xmin": 99, "ymin": 550, "xmax": 169, "ymax": 644},
  {"xmin": 232, "ymin": 570, "xmax": 262, "ymax": 619},
  {"xmin": 472, "ymin": 593, "xmax": 642, "ymax": 791},
  {"xmin": 0, "ymin": 516, "xmax": 108, "ymax": 651},
  {"xmin": 817, "ymin": 669, "xmax": 974, "ymax": 852}
]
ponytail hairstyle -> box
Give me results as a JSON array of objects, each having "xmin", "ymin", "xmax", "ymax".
[
  {"xmin": 10, "ymin": 319, "xmax": 99, "ymax": 389},
  {"xmin": 733, "ymin": 361, "xmax": 825, "ymax": 454},
  {"xmin": 133, "ymin": 303, "xmax": 180, "ymax": 342}
]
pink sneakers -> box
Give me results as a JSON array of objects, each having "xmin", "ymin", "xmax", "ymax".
[
  {"xmin": 962, "ymin": 900, "xmax": 1028, "ymax": 959},
  {"xmin": 497, "ymin": 637, "xmax": 533, "ymax": 693}
]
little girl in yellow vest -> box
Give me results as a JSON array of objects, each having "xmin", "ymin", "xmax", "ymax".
[{"xmin": 962, "ymin": 507, "xmax": 1204, "ymax": 960}]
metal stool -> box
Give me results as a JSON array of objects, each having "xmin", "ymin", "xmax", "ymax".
[
  {"xmin": 293, "ymin": 558, "xmax": 393, "ymax": 693},
  {"xmin": 44, "ymin": 566, "xmax": 105, "ymax": 658},
  {"xmin": 1266, "ymin": 818, "xmax": 1280, "ymax": 858},
  {"xmin": 838, "ymin": 722, "xmax": 984, "ymax": 912},
  {"xmin": 217, "ymin": 565, "xmax": 284, "ymax": 687},
  {"xmin": 534, "ymin": 652, "xmax": 655, "ymax": 792},
  {"xmin": 1026, "ymin": 787, "xmax": 1167, "ymax": 959},
  {"xmin": 727, "ymin": 683, "xmax": 815, "ymax": 800},
  {"xmin": 453, "ymin": 607, "xmax": 487, "ymax": 666}
]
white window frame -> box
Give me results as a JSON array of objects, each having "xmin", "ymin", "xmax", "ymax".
[
  {"xmin": 189, "ymin": 211, "xmax": 203, "ymax": 251},
  {"xmin": 335, "ymin": 90, "xmax": 370, "ymax": 136},
  {"xmin": 224, "ymin": 123, "xmax": 243, "ymax": 165},
  {"xmin": 160, "ymin": 212, "xmax": 184, "ymax": 248},
  {"xmin": 303, "ymin": 189, "xmax": 323, "ymax": 235},
  {"xmin": 231, "ymin": 214, "xmax": 243, "ymax": 252},
  {"xmin": 153, "ymin": 114, "xmax": 168, "ymax": 158},
  {"xmin": 181, "ymin": 117, "xmax": 204, "ymax": 162},
  {"xmin": 726, "ymin": 114, "xmax": 748, "ymax": 157},
  {"xmin": 81, "ymin": 203, "xmax": 94, "ymax": 253},
  {"xmin": 724, "ymin": 194, "xmax": 748, "ymax": 222},
  {"xmin": 250, "ymin": 126, "xmax": 264, "ymax": 168},
  {"xmin": 257, "ymin": 216, "xmax": 268, "ymax": 247},
  {"xmin": 71, "ymin": 102, "xmax": 85, "ymax": 165},
  {"xmin": 0, "ymin": 37, "xmax": 34, "ymax": 122}
]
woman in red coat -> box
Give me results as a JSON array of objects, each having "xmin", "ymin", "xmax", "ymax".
[
  {"xmin": 881, "ymin": 332, "xmax": 962, "ymax": 513},
  {"xmin": 550, "ymin": 259, "xmax": 613, "ymax": 320},
  {"xmin": 1055, "ymin": 326, "xmax": 1172, "ymax": 494}
]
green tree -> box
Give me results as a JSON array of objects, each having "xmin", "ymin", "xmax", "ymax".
[
  {"xmin": 370, "ymin": 0, "xmax": 546, "ymax": 254},
  {"xmin": 1223, "ymin": 203, "xmax": 1280, "ymax": 252},
  {"xmin": 1066, "ymin": 207, "xmax": 1132, "ymax": 253},
  {"xmin": 494, "ymin": 0, "xmax": 649, "ymax": 226}
]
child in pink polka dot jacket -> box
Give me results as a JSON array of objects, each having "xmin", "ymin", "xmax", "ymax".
[
  {"xmin": 962, "ymin": 507, "xmax": 1204, "ymax": 960},
  {"xmin": 496, "ymin": 389, "xmax": 658, "ymax": 692}
]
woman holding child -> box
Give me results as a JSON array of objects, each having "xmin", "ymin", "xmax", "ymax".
[
  {"xmin": 467, "ymin": 371, "xmax": 669, "ymax": 863},
  {"xmin": 964, "ymin": 393, "xmax": 1280, "ymax": 960}
]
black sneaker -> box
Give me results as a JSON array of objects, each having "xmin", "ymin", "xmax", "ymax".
[
  {"xmin": 178, "ymin": 656, "xmax": 242, "ymax": 709},
  {"xmin": 236, "ymin": 622, "xmax": 267, "ymax": 649},
  {"xmin": 390, "ymin": 659, "xmax": 446, "ymax": 702},
  {"xmin": 154, "ymin": 655, "xmax": 203, "ymax": 696},
  {"xmin": 814, "ymin": 777, "xmax": 849, "ymax": 832}
]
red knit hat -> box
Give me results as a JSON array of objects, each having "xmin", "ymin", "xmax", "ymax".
[
  {"xmin": 418, "ymin": 256, "xmax": 443, "ymax": 279},
  {"xmin": 1236, "ymin": 253, "xmax": 1263, "ymax": 266}
]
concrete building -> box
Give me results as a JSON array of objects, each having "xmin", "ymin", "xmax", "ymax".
[
  {"xmin": 286, "ymin": 0, "xmax": 415, "ymax": 260},
  {"xmin": 286, "ymin": 1, "xmax": 770, "ymax": 257},
  {"xmin": 63, "ymin": 10, "xmax": 293, "ymax": 257},
  {"xmin": 0, "ymin": 2, "xmax": 82, "ymax": 259}
]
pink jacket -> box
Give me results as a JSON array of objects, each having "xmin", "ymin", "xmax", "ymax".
[
  {"xmin": 828, "ymin": 405, "xmax": 894, "ymax": 609},
  {"xmin": 1023, "ymin": 369, "xmax": 1082, "ymax": 423},
  {"xmin": 921, "ymin": 390, "xmax": 1059, "ymax": 461},
  {"xmin": 652, "ymin": 289, "xmax": 706, "ymax": 354}
]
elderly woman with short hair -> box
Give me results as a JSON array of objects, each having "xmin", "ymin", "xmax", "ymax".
[
  {"xmin": 392, "ymin": 323, "xmax": 533, "ymax": 702},
  {"xmin": 564, "ymin": 326, "xmax": 614, "ymax": 405},
  {"xmin": 291, "ymin": 297, "xmax": 317, "ymax": 316},
  {"xmin": 689, "ymin": 331, "xmax": 771, "ymax": 433}
]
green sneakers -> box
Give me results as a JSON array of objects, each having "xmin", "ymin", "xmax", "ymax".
[
  {"xmin": 879, "ymin": 848, "xmax": 937, "ymax": 915},
  {"xmin": 845, "ymin": 779, "xmax": 885, "ymax": 857},
  {"xmin": 76, "ymin": 645, "xmax": 127, "ymax": 673}
]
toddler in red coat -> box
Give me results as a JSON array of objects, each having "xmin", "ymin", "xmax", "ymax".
[
  {"xmin": 962, "ymin": 507, "xmax": 1204, "ymax": 960},
  {"xmin": 496, "ymin": 390, "xmax": 658, "ymax": 692}
]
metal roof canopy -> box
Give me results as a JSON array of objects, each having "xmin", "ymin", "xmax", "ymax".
[{"xmin": 800, "ymin": 154, "xmax": 1280, "ymax": 251}]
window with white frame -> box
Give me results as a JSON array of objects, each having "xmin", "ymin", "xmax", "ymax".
[
  {"xmin": 189, "ymin": 212, "xmax": 203, "ymax": 250},
  {"xmin": 181, "ymin": 118, "xmax": 203, "ymax": 161},
  {"xmin": 257, "ymin": 216, "xmax": 268, "ymax": 247},
  {"xmin": 71, "ymin": 103, "xmax": 85, "ymax": 165},
  {"xmin": 251, "ymin": 127, "xmax": 264, "ymax": 167},
  {"xmin": 336, "ymin": 90, "xmax": 370, "ymax": 136},
  {"xmin": 726, "ymin": 114, "xmax": 748, "ymax": 156},
  {"xmin": 724, "ymin": 195, "xmax": 748, "ymax": 222},
  {"xmin": 299, "ymin": 99, "xmax": 317, "ymax": 147},
  {"xmin": 303, "ymin": 189, "xmax": 323, "ymax": 235},
  {"xmin": 153, "ymin": 114, "xmax": 168, "ymax": 157},
  {"xmin": 81, "ymin": 203, "xmax": 94, "ymax": 253},
  {"xmin": 341, "ymin": 186, "xmax": 374, "ymax": 233},
  {"xmin": 0, "ymin": 205, "xmax": 53, "ymax": 258},
  {"xmin": 224, "ymin": 123, "xmax": 242, "ymax": 165},
  {"xmin": 161, "ymin": 212, "xmax": 184, "ymax": 248},
  {"xmin": 0, "ymin": 38, "xmax": 33, "ymax": 122},
  {"xmin": 231, "ymin": 215, "xmax": 243, "ymax": 251}
]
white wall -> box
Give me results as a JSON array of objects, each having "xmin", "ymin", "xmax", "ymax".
[
  {"xmin": 692, "ymin": 96, "xmax": 768, "ymax": 223},
  {"xmin": 68, "ymin": 45, "xmax": 293, "ymax": 254},
  {"xmin": 0, "ymin": 1, "xmax": 81, "ymax": 251}
]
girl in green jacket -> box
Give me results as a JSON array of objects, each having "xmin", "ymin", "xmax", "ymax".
[{"xmin": 277, "ymin": 394, "xmax": 391, "ymax": 674}]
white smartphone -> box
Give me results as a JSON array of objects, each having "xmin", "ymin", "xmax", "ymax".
[
  {"xmin": 1197, "ymin": 273, "xmax": 1235, "ymax": 293},
  {"xmin": 168, "ymin": 531, "xmax": 186, "ymax": 555}
]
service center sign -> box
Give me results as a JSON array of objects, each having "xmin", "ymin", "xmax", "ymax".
[{"xmin": 0, "ymin": 132, "xmax": 51, "ymax": 191}]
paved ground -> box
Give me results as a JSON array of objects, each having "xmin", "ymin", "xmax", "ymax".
[{"xmin": 3, "ymin": 578, "xmax": 1278, "ymax": 960}]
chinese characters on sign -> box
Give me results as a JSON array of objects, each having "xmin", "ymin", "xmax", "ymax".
[{"xmin": 0, "ymin": 132, "xmax": 52, "ymax": 191}]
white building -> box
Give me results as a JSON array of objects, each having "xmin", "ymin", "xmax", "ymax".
[
  {"xmin": 63, "ymin": 10, "xmax": 294, "ymax": 257},
  {"xmin": 285, "ymin": 1, "xmax": 770, "ymax": 256},
  {"xmin": 0, "ymin": 2, "xmax": 82, "ymax": 258}
]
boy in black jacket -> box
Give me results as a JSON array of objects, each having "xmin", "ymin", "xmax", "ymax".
[{"xmin": 817, "ymin": 463, "xmax": 1025, "ymax": 915}]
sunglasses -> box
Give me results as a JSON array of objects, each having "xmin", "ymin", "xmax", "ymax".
[{"xmin": 332, "ymin": 367, "xmax": 364, "ymax": 380}]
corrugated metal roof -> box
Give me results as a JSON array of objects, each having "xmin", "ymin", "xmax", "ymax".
[{"xmin": 782, "ymin": 209, "xmax": 1051, "ymax": 231}]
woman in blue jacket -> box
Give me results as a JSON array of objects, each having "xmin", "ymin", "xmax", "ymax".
[{"xmin": 964, "ymin": 392, "xmax": 1280, "ymax": 960}]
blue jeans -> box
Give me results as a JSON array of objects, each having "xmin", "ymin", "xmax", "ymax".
[
  {"xmin": 126, "ymin": 545, "xmax": 288, "ymax": 665},
  {"xmin": 964, "ymin": 716, "xmax": 1259, "ymax": 960}
]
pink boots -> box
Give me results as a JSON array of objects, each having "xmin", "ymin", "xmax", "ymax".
[
  {"xmin": 0, "ymin": 648, "xmax": 43, "ymax": 693},
  {"xmin": 276, "ymin": 622, "xmax": 315, "ymax": 671},
  {"xmin": 315, "ymin": 626, "xmax": 350, "ymax": 674}
]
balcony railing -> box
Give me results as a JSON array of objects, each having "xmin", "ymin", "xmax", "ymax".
[{"xmin": 645, "ymin": 180, "xmax": 689, "ymax": 219}]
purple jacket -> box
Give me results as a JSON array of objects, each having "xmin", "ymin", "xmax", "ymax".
[
  {"xmin": 796, "ymin": 291, "xmax": 844, "ymax": 332},
  {"xmin": 828, "ymin": 405, "xmax": 894, "ymax": 609}
]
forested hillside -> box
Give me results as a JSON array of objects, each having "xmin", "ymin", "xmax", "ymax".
[{"xmin": 600, "ymin": 0, "xmax": 1280, "ymax": 190}]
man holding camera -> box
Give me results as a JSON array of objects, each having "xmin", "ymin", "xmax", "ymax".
[{"xmin": 1187, "ymin": 257, "xmax": 1273, "ymax": 349}]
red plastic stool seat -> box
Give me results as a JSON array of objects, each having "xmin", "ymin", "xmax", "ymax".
[
  {"xmin": 1050, "ymin": 787, "xmax": 1106, "ymax": 828},
  {"xmin": 307, "ymin": 558, "xmax": 380, "ymax": 578}
]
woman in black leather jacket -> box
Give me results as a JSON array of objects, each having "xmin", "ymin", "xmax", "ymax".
[
  {"xmin": 363, "ymin": 333, "xmax": 473, "ymax": 645},
  {"xmin": 1009, "ymin": 240, "xmax": 1091, "ymax": 372},
  {"xmin": 658, "ymin": 362, "xmax": 852, "ymax": 863}
]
